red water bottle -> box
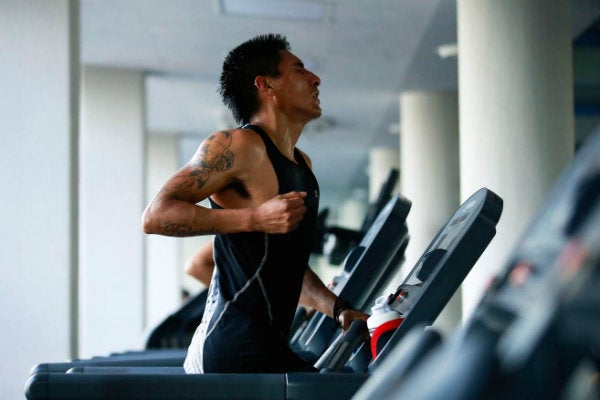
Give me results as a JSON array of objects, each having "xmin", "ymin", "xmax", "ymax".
[{"xmin": 367, "ymin": 296, "xmax": 403, "ymax": 359}]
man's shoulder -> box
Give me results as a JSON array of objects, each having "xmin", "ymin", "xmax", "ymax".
[
  {"xmin": 218, "ymin": 127, "xmax": 263, "ymax": 144},
  {"xmin": 206, "ymin": 128, "xmax": 267, "ymax": 165},
  {"xmin": 201, "ymin": 128, "xmax": 263, "ymax": 149}
]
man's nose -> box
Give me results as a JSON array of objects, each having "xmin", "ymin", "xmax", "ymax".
[{"xmin": 310, "ymin": 71, "xmax": 321, "ymax": 86}]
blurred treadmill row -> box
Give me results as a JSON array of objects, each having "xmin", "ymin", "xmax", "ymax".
[
  {"xmin": 26, "ymin": 173, "xmax": 505, "ymax": 399},
  {"xmin": 27, "ymin": 189, "xmax": 411, "ymax": 372},
  {"xmin": 28, "ymin": 169, "xmax": 410, "ymax": 371},
  {"xmin": 355, "ymin": 127, "xmax": 600, "ymax": 400}
]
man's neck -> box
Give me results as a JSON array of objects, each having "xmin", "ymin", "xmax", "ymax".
[{"xmin": 249, "ymin": 113, "xmax": 307, "ymax": 160}]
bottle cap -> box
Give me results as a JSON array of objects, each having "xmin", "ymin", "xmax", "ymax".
[{"xmin": 367, "ymin": 296, "xmax": 401, "ymax": 332}]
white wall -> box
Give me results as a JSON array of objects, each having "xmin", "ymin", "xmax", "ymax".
[
  {"xmin": 145, "ymin": 135, "xmax": 186, "ymax": 329},
  {"xmin": 0, "ymin": 2, "xmax": 78, "ymax": 399},
  {"xmin": 79, "ymin": 66, "xmax": 145, "ymax": 357}
]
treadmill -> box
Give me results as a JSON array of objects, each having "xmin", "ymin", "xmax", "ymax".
[
  {"xmin": 292, "ymin": 193, "xmax": 410, "ymax": 359},
  {"xmin": 357, "ymin": 128, "xmax": 600, "ymax": 400},
  {"xmin": 25, "ymin": 188, "xmax": 502, "ymax": 400},
  {"xmin": 325, "ymin": 168, "xmax": 399, "ymax": 265},
  {"xmin": 289, "ymin": 187, "xmax": 502, "ymax": 400}
]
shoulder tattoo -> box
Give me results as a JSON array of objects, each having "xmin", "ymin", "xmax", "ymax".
[{"xmin": 188, "ymin": 131, "xmax": 234, "ymax": 189}]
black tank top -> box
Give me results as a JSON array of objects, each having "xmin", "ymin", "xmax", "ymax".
[{"xmin": 209, "ymin": 124, "xmax": 320, "ymax": 337}]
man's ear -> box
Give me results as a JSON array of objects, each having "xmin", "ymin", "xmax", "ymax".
[{"xmin": 254, "ymin": 76, "xmax": 273, "ymax": 92}]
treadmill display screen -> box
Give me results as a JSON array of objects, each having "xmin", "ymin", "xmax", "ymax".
[{"xmin": 386, "ymin": 199, "xmax": 485, "ymax": 316}]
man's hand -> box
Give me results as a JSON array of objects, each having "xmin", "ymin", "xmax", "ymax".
[
  {"xmin": 252, "ymin": 191, "xmax": 307, "ymax": 234},
  {"xmin": 338, "ymin": 309, "xmax": 370, "ymax": 332}
]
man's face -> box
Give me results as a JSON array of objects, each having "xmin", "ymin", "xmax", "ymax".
[{"xmin": 270, "ymin": 50, "xmax": 322, "ymax": 120}]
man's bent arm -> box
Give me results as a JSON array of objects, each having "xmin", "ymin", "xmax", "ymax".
[
  {"xmin": 143, "ymin": 192, "xmax": 255, "ymax": 237},
  {"xmin": 142, "ymin": 130, "xmax": 307, "ymax": 237},
  {"xmin": 300, "ymin": 268, "xmax": 369, "ymax": 330},
  {"xmin": 299, "ymin": 267, "xmax": 337, "ymax": 318},
  {"xmin": 143, "ymin": 190, "xmax": 307, "ymax": 237}
]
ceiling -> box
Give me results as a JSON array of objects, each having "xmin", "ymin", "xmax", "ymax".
[{"xmin": 80, "ymin": 0, "xmax": 600, "ymax": 214}]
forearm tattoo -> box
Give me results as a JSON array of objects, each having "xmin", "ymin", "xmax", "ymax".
[
  {"xmin": 162, "ymin": 222, "xmax": 218, "ymax": 237},
  {"xmin": 189, "ymin": 131, "xmax": 234, "ymax": 189}
]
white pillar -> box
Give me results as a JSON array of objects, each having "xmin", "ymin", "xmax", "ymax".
[
  {"xmin": 368, "ymin": 147, "xmax": 399, "ymax": 203},
  {"xmin": 399, "ymin": 91, "xmax": 460, "ymax": 334},
  {"xmin": 0, "ymin": 2, "xmax": 79, "ymax": 399},
  {"xmin": 458, "ymin": 0, "xmax": 574, "ymax": 318},
  {"xmin": 145, "ymin": 135, "xmax": 183, "ymax": 329},
  {"xmin": 80, "ymin": 67, "xmax": 145, "ymax": 357},
  {"xmin": 337, "ymin": 196, "xmax": 369, "ymax": 231}
]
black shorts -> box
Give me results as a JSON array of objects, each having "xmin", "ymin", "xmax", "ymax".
[{"xmin": 201, "ymin": 302, "xmax": 317, "ymax": 373}]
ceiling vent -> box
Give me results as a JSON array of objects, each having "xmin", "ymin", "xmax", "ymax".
[{"xmin": 217, "ymin": 0, "xmax": 333, "ymax": 22}]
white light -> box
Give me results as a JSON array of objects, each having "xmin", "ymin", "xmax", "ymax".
[
  {"xmin": 436, "ymin": 43, "xmax": 458, "ymax": 59},
  {"xmin": 220, "ymin": 0, "xmax": 330, "ymax": 21}
]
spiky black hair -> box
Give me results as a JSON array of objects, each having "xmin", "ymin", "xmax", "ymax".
[{"xmin": 219, "ymin": 34, "xmax": 290, "ymax": 124}]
